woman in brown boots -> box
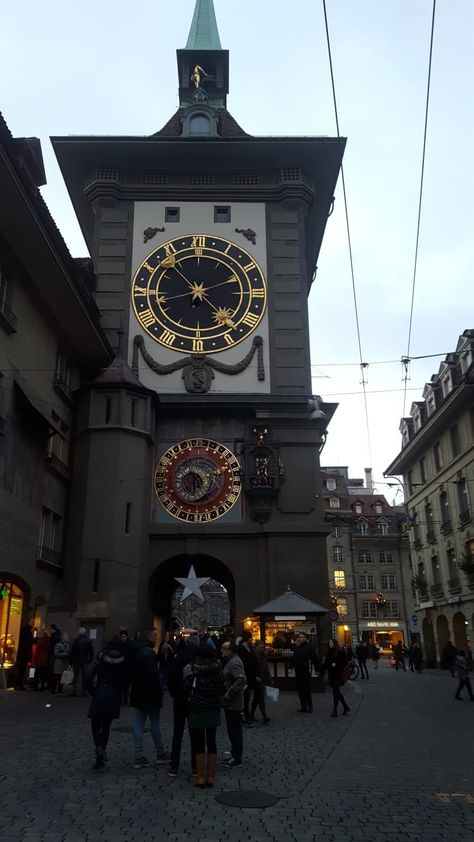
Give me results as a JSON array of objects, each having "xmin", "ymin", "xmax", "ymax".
[{"xmin": 184, "ymin": 643, "xmax": 224, "ymax": 788}]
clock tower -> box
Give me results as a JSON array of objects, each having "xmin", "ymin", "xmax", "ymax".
[{"xmin": 53, "ymin": 0, "xmax": 345, "ymax": 637}]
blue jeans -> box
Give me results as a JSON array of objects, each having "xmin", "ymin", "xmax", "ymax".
[{"xmin": 133, "ymin": 708, "xmax": 164, "ymax": 758}]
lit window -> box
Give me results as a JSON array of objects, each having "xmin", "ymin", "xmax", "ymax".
[
  {"xmin": 334, "ymin": 570, "xmax": 346, "ymax": 589},
  {"xmin": 336, "ymin": 597, "xmax": 348, "ymax": 617},
  {"xmin": 329, "ymin": 497, "xmax": 340, "ymax": 509}
]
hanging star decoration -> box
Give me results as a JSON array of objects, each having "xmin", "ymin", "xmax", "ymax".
[{"xmin": 175, "ymin": 565, "xmax": 211, "ymax": 604}]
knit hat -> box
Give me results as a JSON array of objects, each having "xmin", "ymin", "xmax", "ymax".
[{"xmin": 79, "ymin": 627, "xmax": 87, "ymax": 635}]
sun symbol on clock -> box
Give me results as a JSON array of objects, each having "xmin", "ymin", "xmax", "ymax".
[{"xmin": 213, "ymin": 307, "xmax": 236, "ymax": 329}]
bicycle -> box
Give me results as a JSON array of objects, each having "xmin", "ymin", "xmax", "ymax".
[{"xmin": 348, "ymin": 659, "xmax": 360, "ymax": 680}]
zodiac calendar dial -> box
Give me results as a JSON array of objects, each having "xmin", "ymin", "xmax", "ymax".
[
  {"xmin": 154, "ymin": 438, "xmax": 242, "ymax": 522},
  {"xmin": 131, "ymin": 234, "xmax": 267, "ymax": 354}
]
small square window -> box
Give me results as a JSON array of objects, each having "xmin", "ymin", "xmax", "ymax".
[
  {"xmin": 165, "ymin": 207, "xmax": 180, "ymax": 223},
  {"xmin": 214, "ymin": 206, "xmax": 231, "ymax": 223}
]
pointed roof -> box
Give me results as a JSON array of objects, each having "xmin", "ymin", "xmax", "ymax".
[
  {"xmin": 185, "ymin": 0, "xmax": 222, "ymax": 50},
  {"xmin": 252, "ymin": 589, "xmax": 328, "ymax": 615}
]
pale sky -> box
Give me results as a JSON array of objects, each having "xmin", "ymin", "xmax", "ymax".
[{"xmin": 2, "ymin": 1, "xmax": 473, "ymax": 498}]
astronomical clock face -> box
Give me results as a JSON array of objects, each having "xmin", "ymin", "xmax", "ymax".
[
  {"xmin": 154, "ymin": 438, "xmax": 242, "ymax": 522},
  {"xmin": 131, "ymin": 234, "xmax": 267, "ymax": 354}
]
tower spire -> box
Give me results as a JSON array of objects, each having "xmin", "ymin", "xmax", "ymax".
[{"xmin": 185, "ymin": 0, "xmax": 222, "ymax": 50}]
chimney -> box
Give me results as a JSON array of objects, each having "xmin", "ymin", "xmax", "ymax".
[{"xmin": 364, "ymin": 468, "xmax": 373, "ymax": 492}]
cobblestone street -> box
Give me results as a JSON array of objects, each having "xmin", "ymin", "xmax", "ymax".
[{"xmin": 1, "ymin": 662, "xmax": 473, "ymax": 841}]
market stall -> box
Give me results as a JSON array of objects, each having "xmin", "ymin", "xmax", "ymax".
[{"xmin": 249, "ymin": 589, "xmax": 328, "ymax": 691}]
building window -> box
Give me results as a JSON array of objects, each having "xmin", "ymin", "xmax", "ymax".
[
  {"xmin": 357, "ymin": 520, "xmax": 369, "ymax": 536},
  {"xmin": 442, "ymin": 371, "xmax": 453, "ymax": 397},
  {"xmin": 334, "ymin": 570, "xmax": 346, "ymax": 589},
  {"xmin": 382, "ymin": 574, "xmax": 396, "ymax": 590},
  {"xmin": 54, "ymin": 347, "xmax": 71, "ymax": 394},
  {"xmin": 447, "ymin": 547, "xmax": 457, "ymax": 579},
  {"xmin": 430, "ymin": 555, "xmax": 440, "ymax": 585},
  {"xmin": 457, "ymin": 478, "xmax": 471, "ymax": 524},
  {"xmin": 214, "ymin": 206, "xmax": 231, "ymax": 223},
  {"xmin": 425, "ymin": 501, "xmax": 435, "ymax": 540},
  {"xmin": 359, "ymin": 575, "xmax": 374, "ymax": 590},
  {"xmin": 413, "ymin": 412, "xmax": 421, "ymax": 432},
  {"xmin": 92, "ymin": 559, "xmax": 101, "ymax": 593},
  {"xmin": 369, "ymin": 602, "xmax": 377, "ymax": 618},
  {"xmin": 374, "ymin": 503, "xmax": 382, "ymax": 514},
  {"xmin": 333, "ymin": 545, "xmax": 344, "ymax": 564},
  {"xmin": 440, "ymin": 491, "xmax": 451, "ymax": 530},
  {"xmin": 376, "ymin": 520, "xmax": 389, "ymax": 536},
  {"xmin": 359, "ymin": 551, "xmax": 372, "ymax": 564},
  {"xmin": 332, "ymin": 526, "xmax": 341, "ymax": 539},
  {"xmin": 329, "ymin": 497, "xmax": 340, "ymax": 510},
  {"xmin": 354, "ymin": 503, "xmax": 362, "ymax": 514},
  {"xmin": 336, "ymin": 597, "xmax": 348, "ymax": 617},
  {"xmin": 362, "ymin": 602, "xmax": 369, "ymax": 618},
  {"xmin": 165, "ymin": 207, "xmax": 180, "ymax": 222},
  {"xmin": 379, "ymin": 551, "xmax": 393, "ymax": 564},
  {"xmin": 326, "ymin": 479, "xmax": 337, "ymax": 491},
  {"xmin": 433, "ymin": 442, "xmax": 443, "ymax": 472},
  {"xmin": 390, "ymin": 602, "xmax": 400, "ymax": 618},
  {"xmin": 450, "ymin": 424, "xmax": 460, "ymax": 457},
  {"xmin": 189, "ymin": 114, "xmax": 211, "ymax": 136},
  {"xmin": 426, "ymin": 393, "xmax": 436, "ymax": 416},
  {"xmin": 419, "ymin": 457, "xmax": 427, "ymax": 484}
]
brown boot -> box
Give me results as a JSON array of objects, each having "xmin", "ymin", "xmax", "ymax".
[
  {"xmin": 194, "ymin": 753, "xmax": 206, "ymax": 787},
  {"xmin": 206, "ymin": 753, "xmax": 217, "ymax": 787}
]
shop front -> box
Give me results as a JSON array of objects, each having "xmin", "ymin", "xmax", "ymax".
[
  {"xmin": 249, "ymin": 589, "xmax": 327, "ymax": 690},
  {"xmin": 0, "ymin": 580, "xmax": 27, "ymax": 679},
  {"xmin": 360, "ymin": 620, "xmax": 408, "ymax": 654}
]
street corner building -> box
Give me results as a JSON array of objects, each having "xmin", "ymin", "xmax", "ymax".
[
  {"xmin": 0, "ymin": 0, "xmax": 345, "ymax": 675},
  {"xmin": 386, "ymin": 330, "xmax": 474, "ymax": 666}
]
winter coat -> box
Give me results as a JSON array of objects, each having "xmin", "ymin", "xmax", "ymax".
[
  {"xmin": 289, "ymin": 642, "xmax": 320, "ymax": 678},
  {"xmin": 321, "ymin": 648, "xmax": 347, "ymax": 687},
  {"xmin": 71, "ymin": 634, "xmax": 94, "ymax": 666},
  {"xmin": 356, "ymin": 643, "xmax": 368, "ymax": 663},
  {"xmin": 185, "ymin": 655, "xmax": 224, "ymax": 728},
  {"xmin": 168, "ymin": 645, "xmax": 197, "ymax": 705},
  {"xmin": 87, "ymin": 649, "xmax": 128, "ymax": 720},
  {"xmin": 53, "ymin": 640, "xmax": 70, "ymax": 674},
  {"xmin": 222, "ymin": 653, "xmax": 246, "ymax": 710},
  {"xmin": 17, "ymin": 624, "xmax": 33, "ymax": 661},
  {"xmin": 256, "ymin": 652, "xmax": 273, "ymax": 686},
  {"xmin": 237, "ymin": 641, "xmax": 259, "ymax": 688},
  {"xmin": 32, "ymin": 637, "xmax": 50, "ymax": 668},
  {"xmin": 130, "ymin": 640, "xmax": 163, "ymax": 711},
  {"xmin": 442, "ymin": 643, "xmax": 457, "ymax": 668},
  {"xmin": 456, "ymin": 654, "xmax": 470, "ymax": 679}
]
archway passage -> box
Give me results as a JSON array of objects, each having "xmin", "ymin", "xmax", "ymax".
[
  {"xmin": 149, "ymin": 554, "xmax": 235, "ymax": 632},
  {"xmin": 172, "ymin": 578, "xmax": 230, "ymax": 631},
  {"xmin": 422, "ymin": 618, "xmax": 436, "ymax": 667},
  {"xmin": 453, "ymin": 611, "xmax": 468, "ymax": 650},
  {"xmin": 436, "ymin": 615, "xmax": 450, "ymax": 662}
]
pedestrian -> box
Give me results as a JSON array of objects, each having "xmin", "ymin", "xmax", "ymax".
[
  {"xmin": 356, "ymin": 640, "xmax": 369, "ymax": 680},
  {"xmin": 321, "ymin": 639, "xmax": 350, "ymax": 718},
  {"xmin": 237, "ymin": 630, "xmax": 260, "ymax": 726},
  {"xmin": 51, "ymin": 632, "xmax": 70, "ymax": 694},
  {"xmin": 412, "ymin": 642, "xmax": 423, "ymax": 674},
  {"xmin": 370, "ymin": 642, "xmax": 380, "ymax": 670},
  {"xmin": 393, "ymin": 641, "xmax": 406, "ymax": 672},
  {"xmin": 31, "ymin": 629, "xmax": 50, "ymax": 691},
  {"xmin": 454, "ymin": 650, "xmax": 474, "ymax": 701},
  {"xmin": 167, "ymin": 635, "xmax": 198, "ymax": 779},
  {"xmin": 221, "ymin": 641, "xmax": 246, "ymax": 768},
  {"xmin": 116, "ymin": 627, "xmax": 133, "ymax": 704},
  {"xmin": 70, "ymin": 627, "xmax": 94, "ymax": 697},
  {"xmin": 289, "ymin": 632, "xmax": 319, "ymax": 713},
  {"xmin": 86, "ymin": 641, "xmax": 128, "ymax": 771},
  {"xmin": 441, "ymin": 640, "xmax": 457, "ymax": 677},
  {"xmin": 130, "ymin": 628, "xmax": 169, "ymax": 768},
  {"xmin": 184, "ymin": 643, "xmax": 223, "ymax": 787},
  {"xmin": 15, "ymin": 618, "xmax": 34, "ymax": 690},
  {"xmin": 158, "ymin": 631, "xmax": 175, "ymax": 690},
  {"xmin": 250, "ymin": 642, "xmax": 272, "ymax": 723},
  {"xmin": 408, "ymin": 643, "xmax": 415, "ymax": 672},
  {"xmin": 199, "ymin": 627, "xmax": 216, "ymax": 650},
  {"xmin": 47, "ymin": 624, "xmax": 61, "ymax": 689}
]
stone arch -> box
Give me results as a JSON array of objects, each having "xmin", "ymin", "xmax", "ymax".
[
  {"xmin": 436, "ymin": 614, "xmax": 450, "ymax": 662},
  {"xmin": 149, "ymin": 554, "xmax": 235, "ymax": 631},
  {"xmin": 453, "ymin": 611, "xmax": 468, "ymax": 650},
  {"xmin": 422, "ymin": 617, "xmax": 436, "ymax": 667}
]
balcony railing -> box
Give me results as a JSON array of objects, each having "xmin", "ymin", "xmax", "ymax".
[
  {"xmin": 426, "ymin": 530, "xmax": 436, "ymax": 544},
  {"xmin": 430, "ymin": 583, "xmax": 444, "ymax": 598},
  {"xmin": 440, "ymin": 520, "xmax": 452, "ymax": 536},
  {"xmin": 447, "ymin": 576, "xmax": 461, "ymax": 594},
  {"xmin": 459, "ymin": 509, "xmax": 472, "ymax": 528},
  {"xmin": 46, "ymin": 453, "xmax": 70, "ymax": 481},
  {"xmin": 414, "ymin": 538, "xmax": 422, "ymax": 551},
  {"xmin": 36, "ymin": 545, "xmax": 63, "ymax": 569}
]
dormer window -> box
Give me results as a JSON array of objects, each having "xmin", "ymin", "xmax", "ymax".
[
  {"xmin": 426, "ymin": 393, "xmax": 436, "ymax": 417},
  {"xmin": 441, "ymin": 371, "xmax": 453, "ymax": 397},
  {"xmin": 374, "ymin": 503, "xmax": 382, "ymax": 514},
  {"xmin": 354, "ymin": 502, "xmax": 363, "ymax": 515},
  {"xmin": 326, "ymin": 479, "xmax": 336, "ymax": 491},
  {"xmin": 189, "ymin": 114, "xmax": 211, "ymax": 136},
  {"xmin": 413, "ymin": 412, "xmax": 421, "ymax": 432},
  {"xmin": 329, "ymin": 496, "xmax": 340, "ymax": 510}
]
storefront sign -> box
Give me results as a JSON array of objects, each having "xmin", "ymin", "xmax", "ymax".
[
  {"xmin": 274, "ymin": 615, "xmax": 306, "ymax": 620},
  {"xmin": 366, "ymin": 621, "xmax": 400, "ymax": 629},
  {"xmin": 10, "ymin": 597, "xmax": 22, "ymax": 615}
]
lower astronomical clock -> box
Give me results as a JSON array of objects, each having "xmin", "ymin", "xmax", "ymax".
[{"xmin": 154, "ymin": 438, "xmax": 241, "ymax": 522}]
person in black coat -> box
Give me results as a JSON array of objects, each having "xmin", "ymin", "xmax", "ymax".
[
  {"xmin": 289, "ymin": 633, "xmax": 320, "ymax": 713},
  {"xmin": 355, "ymin": 641, "xmax": 369, "ymax": 680},
  {"xmin": 167, "ymin": 636, "xmax": 198, "ymax": 778},
  {"xmin": 237, "ymin": 630, "xmax": 259, "ymax": 725},
  {"xmin": 86, "ymin": 643, "xmax": 128, "ymax": 771},
  {"xmin": 15, "ymin": 619, "xmax": 34, "ymax": 690},
  {"xmin": 130, "ymin": 629, "xmax": 168, "ymax": 768},
  {"xmin": 321, "ymin": 639, "xmax": 350, "ymax": 717}
]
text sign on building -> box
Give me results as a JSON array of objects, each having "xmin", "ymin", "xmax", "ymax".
[
  {"xmin": 366, "ymin": 621, "xmax": 400, "ymax": 629},
  {"xmin": 274, "ymin": 615, "xmax": 306, "ymax": 621}
]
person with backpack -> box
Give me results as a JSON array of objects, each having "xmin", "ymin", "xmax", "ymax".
[
  {"xmin": 184, "ymin": 643, "xmax": 223, "ymax": 787},
  {"xmin": 130, "ymin": 629, "xmax": 169, "ymax": 768},
  {"xmin": 86, "ymin": 641, "xmax": 128, "ymax": 771},
  {"xmin": 70, "ymin": 627, "xmax": 94, "ymax": 697}
]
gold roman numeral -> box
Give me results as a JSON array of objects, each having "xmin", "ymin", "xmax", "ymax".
[
  {"xmin": 192, "ymin": 339, "xmax": 204, "ymax": 352},
  {"xmin": 243, "ymin": 261, "xmax": 255, "ymax": 271},
  {"xmin": 140, "ymin": 309, "xmax": 156, "ymax": 327},
  {"xmin": 223, "ymin": 333, "xmax": 234, "ymax": 346},
  {"xmin": 143, "ymin": 262, "xmax": 154, "ymax": 273},
  {"xmin": 159, "ymin": 329, "xmax": 176, "ymax": 346},
  {"xmin": 134, "ymin": 286, "xmax": 148, "ymax": 296},
  {"xmin": 191, "ymin": 236, "xmax": 206, "ymax": 249},
  {"xmin": 251, "ymin": 288, "xmax": 265, "ymax": 298},
  {"xmin": 164, "ymin": 243, "xmax": 177, "ymax": 256},
  {"xmin": 242, "ymin": 312, "xmax": 259, "ymax": 327}
]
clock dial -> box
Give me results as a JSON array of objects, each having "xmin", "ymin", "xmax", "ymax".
[
  {"xmin": 132, "ymin": 234, "xmax": 266, "ymax": 354},
  {"xmin": 154, "ymin": 438, "xmax": 242, "ymax": 522}
]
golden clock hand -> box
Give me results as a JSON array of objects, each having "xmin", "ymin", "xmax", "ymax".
[{"xmin": 200, "ymin": 295, "xmax": 238, "ymax": 330}]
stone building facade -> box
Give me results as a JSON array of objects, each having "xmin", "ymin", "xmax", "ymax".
[{"xmin": 386, "ymin": 330, "xmax": 474, "ymax": 666}]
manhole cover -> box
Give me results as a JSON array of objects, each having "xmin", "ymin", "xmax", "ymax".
[{"xmin": 216, "ymin": 790, "xmax": 279, "ymax": 808}]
